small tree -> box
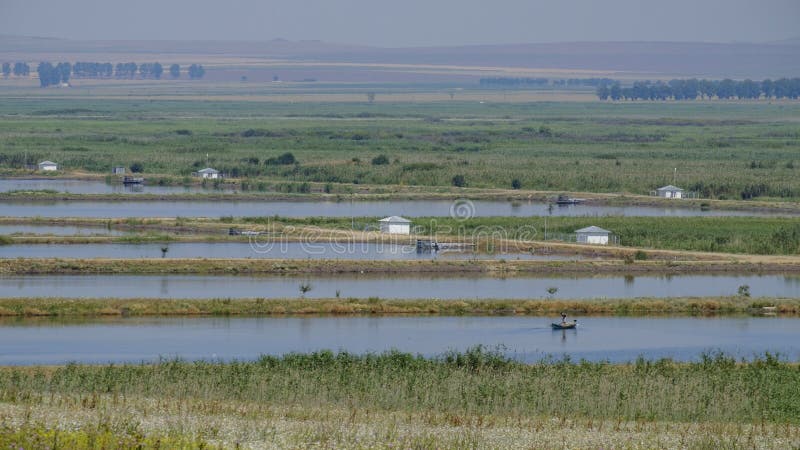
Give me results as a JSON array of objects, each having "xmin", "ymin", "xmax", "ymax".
[
  {"xmin": 169, "ymin": 64, "xmax": 180, "ymax": 78},
  {"xmin": 511, "ymin": 179, "xmax": 522, "ymax": 190},
  {"xmin": 371, "ymin": 154, "xmax": 390, "ymax": 165},
  {"xmin": 2, "ymin": 62, "xmax": 10, "ymax": 78},
  {"xmin": 738, "ymin": 285, "xmax": 751, "ymax": 297},
  {"xmin": 451, "ymin": 174, "xmax": 466, "ymax": 187},
  {"xmin": 299, "ymin": 282, "xmax": 312, "ymax": 298},
  {"xmin": 130, "ymin": 162, "xmax": 144, "ymax": 173}
]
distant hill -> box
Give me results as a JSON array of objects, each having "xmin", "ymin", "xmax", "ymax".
[{"xmin": 2, "ymin": 35, "xmax": 799, "ymax": 79}]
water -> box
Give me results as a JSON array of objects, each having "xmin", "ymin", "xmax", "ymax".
[
  {"xmin": 0, "ymin": 242, "xmax": 584, "ymax": 261},
  {"xmin": 0, "ymin": 199, "xmax": 792, "ymax": 218},
  {"xmin": 1, "ymin": 273, "xmax": 798, "ymax": 299},
  {"xmin": 1, "ymin": 315, "xmax": 797, "ymax": 365},
  {"xmin": 0, "ymin": 224, "xmax": 127, "ymax": 236},
  {"xmin": 0, "ymin": 178, "xmax": 236, "ymax": 194}
]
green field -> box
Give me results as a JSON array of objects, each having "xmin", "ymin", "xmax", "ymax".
[{"xmin": 1, "ymin": 97, "xmax": 799, "ymax": 200}]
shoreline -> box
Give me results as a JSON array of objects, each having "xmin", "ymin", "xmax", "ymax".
[{"xmin": 2, "ymin": 184, "xmax": 800, "ymax": 215}]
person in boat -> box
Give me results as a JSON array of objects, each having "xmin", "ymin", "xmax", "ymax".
[{"xmin": 560, "ymin": 312, "xmax": 567, "ymax": 324}]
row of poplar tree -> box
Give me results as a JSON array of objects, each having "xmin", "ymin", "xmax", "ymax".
[{"xmin": 2, "ymin": 62, "xmax": 206, "ymax": 87}]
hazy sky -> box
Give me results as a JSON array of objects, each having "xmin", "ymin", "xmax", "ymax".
[{"xmin": 1, "ymin": 0, "xmax": 798, "ymax": 47}]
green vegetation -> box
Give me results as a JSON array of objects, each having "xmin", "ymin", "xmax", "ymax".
[
  {"xmin": 264, "ymin": 215, "xmax": 800, "ymax": 255},
  {"xmin": 0, "ymin": 98, "xmax": 798, "ymax": 200},
  {"xmin": 0, "ymin": 424, "xmax": 209, "ymax": 449},
  {"xmin": 1, "ymin": 257, "xmax": 797, "ymax": 276},
  {"xmin": 0, "ymin": 296, "xmax": 797, "ymax": 318},
  {"xmin": 1, "ymin": 350, "xmax": 799, "ymax": 447}
]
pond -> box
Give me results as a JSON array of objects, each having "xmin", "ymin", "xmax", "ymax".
[
  {"xmin": 1, "ymin": 199, "xmax": 792, "ymax": 218},
  {"xmin": 0, "ymin": 224, "xmax": 127, "ymax": 236},
  {"xmin": 0, "ymin": 178, "xmax": 237, "ymax": 194},
  {"xmin": 0, "ymin": 242, "xmax": 585, "ymax": 261},
  {"xmin": 0, "ymin": 315, "xmax": 797, "ymax": 365},
  {"xmin": 0, "ymin": 273, "xmax": 797, "ymax": 299}
]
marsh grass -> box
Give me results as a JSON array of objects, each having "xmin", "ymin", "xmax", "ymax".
[
  {"xmin": 0, "ymin": 296, "xmax": 797, "ymax": 318},
  {"xmin": 1, "ymin": 98, "xmax": 799, "ymax": 200},
  {"xmin": 1, "ymin": 349, "xmax": 799, "ymax": 425}
]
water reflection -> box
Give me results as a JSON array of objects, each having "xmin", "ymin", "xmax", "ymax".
[
  {"xmin": 1, "ymin": 199, "xmax": 794, "ymax": 218},
  {"xmin": 0, "ymin": 273, "xmax": 798, "ymax": 299}
]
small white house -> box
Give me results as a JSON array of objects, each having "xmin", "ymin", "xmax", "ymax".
[
  {"xmin": 655, "ymin": 185, "xmax": 684, "ymax": 199},
  {"xmin": 112, "ymin": 166, "xmax": 125, "ymax": 175},
  {"xmin": 193, "ymin": 167, "xmax": 220, "ymax": 179},
  {"xmin": 575, "ymin": 226, "xmax": 611, "ymax": 245},
  {"xmin": 38, "ymin": 160, "xmax": 58, "ymax": 171},
  {"xmin": 379, "ymin": 216, "xmax": 412, "ymax": 235}
]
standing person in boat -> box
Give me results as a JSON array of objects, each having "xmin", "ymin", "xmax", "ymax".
[{"xmin": 560, "ymin": 312, "xmax": 567, "ymax": 324}]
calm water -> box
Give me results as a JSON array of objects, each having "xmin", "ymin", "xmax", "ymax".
[
  {"xmin": 0, "ymin": 242, "xmax": 583, "ymax": 261},
  {"xmin": 0, "ymin": 178, "xmax": 236, "ymax": 194},
  {"xmin": 1, "ymin": 274, "xmax": 798, "ymax": 299},
  {"xmin": 0, "ymin": 199, "xmax": 791, "ymax": 218},
  {"xmin": 0, "ymin": 224, "xmax": 127, "ymax": 236},
  {"xmin": 0, "ymin": 316, "xmax": 797, "ymax": 365}
]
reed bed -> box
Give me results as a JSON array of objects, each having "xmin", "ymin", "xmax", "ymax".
[{"xmin": 1, "ymin": 349, "xmax": 799, "ymax": 447}]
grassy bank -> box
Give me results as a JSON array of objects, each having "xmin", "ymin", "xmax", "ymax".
[
  {"xmin": 4, "ymin": 214, "xmax": 800, "ymax": 256},
  {"xmin": 0, "ymin": 257, "xmax": 798, "ymax": 275},
  {"xmin": 1, "ymin": 350, "xmax": 798, "ymax": 447},
  {"xmin": 1, "ymin": 296, "xmax": 797, "ymax": 318}
]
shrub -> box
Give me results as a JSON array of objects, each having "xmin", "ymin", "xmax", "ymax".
[
  {"xmin": 511, "ymin": 179, "xmax": 522, "ymax": 190},
  {"xmin": 265, "ymin": 152, "xmax": 296, "ymax": 165},
  {"xmin": 371, "ymin": 154, "xmax": 390, "ymax": 165},
  {"xmin": 452, "ymin": 174, "xmax": 466, "ymax": 187},
  {"xmin": 130, "ymin": 162, "xmax": 144, "ymax": 173}
]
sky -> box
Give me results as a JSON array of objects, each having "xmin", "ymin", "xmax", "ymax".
[{"xmin": 1, "ymin": 0, "xmax": 798, "ymax": 47}]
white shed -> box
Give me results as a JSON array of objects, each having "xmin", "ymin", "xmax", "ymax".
[
  {"xmin": 655, "ymin": 185, "xmax": 684, "ymax": 199},
  {"xmin": 193, "ymin": 167, "xmax": 220, "ymax": 179},
  {"xmin": 38, "ymin": 160, "xmax": 58, "ymax": 171},
  {"xmin": 379, "ymin": 216, "xmax": 411, "ymax": 235},
  {"xmin": 575, "ymin": 226, "xmax": 611, "ymax": 245}
]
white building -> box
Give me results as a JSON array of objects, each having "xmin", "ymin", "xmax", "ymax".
[
  {"xmin": 38, "ymin": 160, "xmax": 58, "ymax": 171},
  {"xmin": 575, "ymin": 226, "xmax": 611, "ymax": 245},
  {"xmin": 112, "ymin": 166, "xmax": 126, "ymax": 175},
  {"xmin": 193, "ymin": 167, "xmax": 220, "ymax": 179},
  {"xmin": 655, "ymin": 185, "xmax": 684, "ymax": 199},
  {"xmin": 379, "ymin": 216, "xmax": 412, "ymax": 235}
]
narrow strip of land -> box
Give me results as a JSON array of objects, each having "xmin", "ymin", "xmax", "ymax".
[
  {"xmin": 1, "ymin": 296, "xmax": 795, "ymax": 317},
  {"xmin": 1, "ymin": 257, "xmax": 799, "ymax": 275}
]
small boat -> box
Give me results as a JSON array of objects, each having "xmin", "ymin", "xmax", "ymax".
[
  {"xmin": 122, "ymin": 176, "xmax": 144, "ymax": 185},
  {"xmin": 555, "ymin": 194, "xmax": 584, "ymax": 205},
  {"xmin": 551, "ymin": 321, "xmax": 577, "ymax": 330}
]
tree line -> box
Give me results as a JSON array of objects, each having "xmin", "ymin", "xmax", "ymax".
[
  {"xmin": 479, "ymin": 77, "xmax": 615, "ymax": 88},
  {"xmin": 597, "ymin": 78, "xmax": 800, "ymax": 101},
  {"xmin": 2, "ymin": 61, "xmax": 206, "ymax": 86}
]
